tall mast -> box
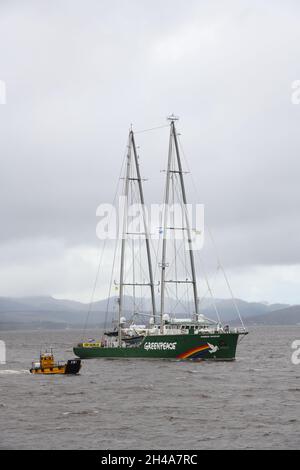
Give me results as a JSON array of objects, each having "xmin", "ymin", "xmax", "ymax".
[
  {"xmin": 118, "ymin": 134, "xmax": 131, "ymax": 347},
  {"xmin": 131, "ymin": 131, "xmax": 157, "ymax": 323},
  {"xmin": 160, "ymin": 116, "xmax": 199, "ymax": 331},
  {"xmin": 118, "ymin": 129, "xmax": 157, "ymax": 346},
  {"xmin": 172, "ymin": 120, "xmax": 199, "ymax": 316},
  {"xmin": 160, "ymin": 124, "xmax": 173, "ymax": 332}
]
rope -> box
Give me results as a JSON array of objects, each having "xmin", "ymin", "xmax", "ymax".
[
  {"xmin": 134, "ymin": 124, "xmax": 169, "ymax": 134},
  {"xmin": 104, "ymin": 240, "xmax": 119, "ymax": 331},
  {"xmin": 177, "ymin": 135, "xmax": 246, "ymax": 330},
  {"xmin": 81, "ymin": 143, "xmax": 128, "ymax": 340},
  {"xmin": 209, "ymin": 227, "xmax": 246, "ymax": 331},
  {"xmin": 195, "ymin": 250, "xmax": 222, "ymax": 324}
]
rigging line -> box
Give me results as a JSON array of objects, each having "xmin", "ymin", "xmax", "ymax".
[
  {"xmin": 182, "ymin": 189, "xmax": 191, "ymax": 315},
  {"xmin": 152, "ymin": 232, "xmax": 162, "ymax": 295},
  {"xmin": 118, "ymin": 182, "xmax": 154, "ymax": 313},
  {"xmin": 104, "ymin": 148, "xmax": 131, "ymax": 329},
  {"xmin": 169, "ymin": 282, "xmax": 193, "ymax": 316},
  {"xmin": 165, "ymin": 236, "xmax": 192, "ymax": 281},
  {"xmin": 208, "ymin": 227, "xmax": 246, "ymax": 330},
  {"xmin": 134, "ymin": 124, "xmax": 170, "ymax": 134},
  {"xmin": 124, "ymin": 261, "xmax": 151, "ymax": 294},
  {"xmin": 82, "ymin": 144, "xmax": 128, "ymax": 339},
  {"xmin": 172, "ymin": 175, "xmax": 196, "ymax": 277},
  {"xmin": 171, "ymin": 171, "xmax": 179, "ymax": 303},
  {"xmin": 131, "ymin": 174, "xmax": 147, "ymax": 308},
  {"xmin": 197, "ymin": 260, "xmax": 221, "ymax": 306},
  {"xmin": 122, "ymin": 230, "xmax": 152, "ymax": 282},
  {"xmin": 177, "ymin": 135, "xmax": 246, "ymax": 330},
  {"xmin": 171, "ymin": 173, "xmax": 198, "ymax": 279},
  {"xmin": 153, "ymin": 218, "xmax": 164, "ymax": 290},
  {"xmin": 130, "ymin": 175, "xmax": 144, "ymax": 311},
  {"xmin": 104, "ymin": 233, "xmax": 120, "ymax": 331},
  {"xmin": 129, "ymin": 174, "xmax": 136, "ymax": 312},
  {"xmin": 195, "ymin": 251, "xmax": 221, "ymax": 324},
  {"xmin": 138, "ymin": 223, "xmax": 142, "ymax": 312},
  {"xmin": 171, "ymin": 289, "xmax": 190, "ymax": 315}
]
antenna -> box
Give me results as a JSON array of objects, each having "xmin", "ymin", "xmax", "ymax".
[{"xmin": 167, "ymin": 114, "xmax": 179, "ymax": 122}]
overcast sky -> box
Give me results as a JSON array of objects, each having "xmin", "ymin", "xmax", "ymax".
[{"xmin": 0, "ymin": 0, "xmax": 300, "ymax": 305}]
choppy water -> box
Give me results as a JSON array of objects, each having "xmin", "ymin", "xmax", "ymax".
[{"xmin": 0, "ymin": 327, "xmax": 299, "ymax": 450}]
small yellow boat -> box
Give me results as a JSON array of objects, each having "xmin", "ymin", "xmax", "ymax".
[{"xmin": 30, "ymin": 350, "xmax": 81, "ymax": 375}]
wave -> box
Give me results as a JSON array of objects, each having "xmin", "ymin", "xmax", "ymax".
[{"xmin": 0, "ymin": 369, "xmax": 30, "ymax": 375}]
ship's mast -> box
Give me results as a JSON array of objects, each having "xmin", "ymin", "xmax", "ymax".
[
  {"xmin": 118, "ymin": 136, "xmax": 131, "ymax": 347},
  {"xmin": 160, "ymin": 124, "xmax": 173, "ymax": 332},
  {"xmin": 172, "ymin": 119, "xmax": 199, "ymax": 317},
  {"xmin": 118, "ymin": 130, "xmax": 157, "ymax": 346},
  {"xmin": 131, "ymin": 132, "xmax": 157, "ymax": 324},
  {"xmin": 160, "ymin": 116, "xmax": 199, "ymax": 332}
]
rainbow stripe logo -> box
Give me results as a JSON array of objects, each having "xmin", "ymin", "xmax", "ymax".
[{"xmin": 177, "ymin": 343, "xmax": 214, "ymax": 360}]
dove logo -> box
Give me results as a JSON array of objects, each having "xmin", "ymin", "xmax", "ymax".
[{"xmin": 208, "ymin": 343, "xmax": 219, "ymax": 354}]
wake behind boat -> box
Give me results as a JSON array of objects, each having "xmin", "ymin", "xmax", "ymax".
[{"xmin": 74, "ymin": 116, "xmax": 248, "ymax": 361}]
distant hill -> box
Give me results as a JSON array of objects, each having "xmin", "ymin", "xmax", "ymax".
[
  {"xmin": 201, "ymin": 298, "xmax": 288, "ymax": 323},
  {"xmin": 246, "ymin": 305, "xmax": 300, "ymax": 325},
  {"xmin": 0, "ymin": 296, "xmax": 89, "ymax": 330},
  {"xmin": 0, "ymin": 295, "xmax": 295, "ymax": 329}
]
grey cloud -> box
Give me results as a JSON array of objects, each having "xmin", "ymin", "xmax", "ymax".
[{"xmin": 0, "ymin": 0, "xmax": 300, "ymax": 301}]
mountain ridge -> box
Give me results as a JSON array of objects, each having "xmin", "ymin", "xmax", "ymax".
[{"xmin": 0, "ymin": 295, "xmax": 297, "ymax": 329}]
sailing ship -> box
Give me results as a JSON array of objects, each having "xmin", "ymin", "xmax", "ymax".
[{"xmin": 74, "ymin": 116, "xmax": 247, "ymax": 361}]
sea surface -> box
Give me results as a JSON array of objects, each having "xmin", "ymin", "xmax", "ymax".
[{"xmin": 0, "ymin": 326, "xmax": 299, "ymax": 450}]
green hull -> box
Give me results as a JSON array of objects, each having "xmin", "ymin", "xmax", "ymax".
[{"xmin": 74, "ymin": 332, "xmax": 244, "ymax": 361}]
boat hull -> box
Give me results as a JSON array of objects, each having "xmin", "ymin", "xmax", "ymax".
[
  {"xmin": 30, "ymin": 359, "xmax": 81, "ymax": 375},
  {"xmin": 74, "ymin": 332, "xmax": 244, "ymax": 361}
]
